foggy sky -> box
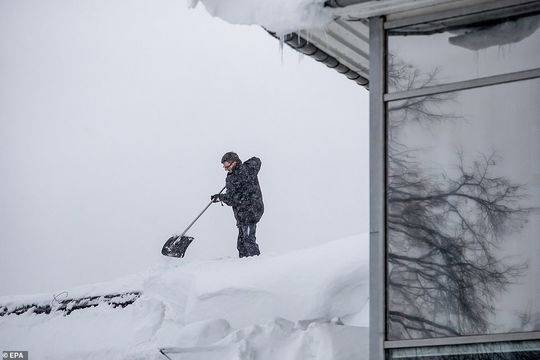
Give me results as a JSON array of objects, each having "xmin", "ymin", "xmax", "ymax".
[{"xmin": 0, "ymin": 0, "xmax": 369, "ymax": 296}]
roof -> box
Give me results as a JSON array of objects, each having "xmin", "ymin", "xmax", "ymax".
[
  {"xmin": 277, "ymin": 0, "xmax": 538, "ymax": 87},
  {"xmin": 269, "ymin": 19, "xmax": 370, "ymax": 88},
  {"xmin": 271, "ymin": 15, "xmax": 370, "ymax": 89}
]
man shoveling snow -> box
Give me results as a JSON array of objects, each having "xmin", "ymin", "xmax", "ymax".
[
  {"xmin": 162, "ymin": 152, "xmax": 264, "ymax": 259},
  {"xmin": 212, "ymin": 152, "xmax": 264, "ymax": 258}
]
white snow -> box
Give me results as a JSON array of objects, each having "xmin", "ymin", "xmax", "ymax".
[
  {"xmin": 188, "ymin": 0, "xmax": 333, "ymax": 36},
  {"xmin": 163, "ymin": 318, "xmax": 369, "ymax": 360},
  {"xmin": 0, "ymin": 234, "xmax": 369, "ymax": 359}
]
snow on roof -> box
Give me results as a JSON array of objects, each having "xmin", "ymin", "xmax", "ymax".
[
  {"xmin": 189, "ymin": 0, "xmax": 333, "ymax": 35},
  {"xmin": 0, "ymin": 234, "xmax": 369, "ymax": 359},
  {"xmin": 161, "ymin": 319, "xmax": 369, "ymax": 360}
]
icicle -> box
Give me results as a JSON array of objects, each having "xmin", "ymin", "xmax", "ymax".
[
  {"xmin": 497, "ymin": 43, "xmax": 512, "ymax": 59},
  {"xmin": 296, "ymin": 29, "xmax": 304, "ymax": 64},
  {"xmin": 298, "ymin": 49, "xmax": 304, "ymax": 64},
  {"xmin": 279, "ymin": 35, "xmax": 285, "ymax": 65},
  {"xmin": 187, "ymin": 0, "xmax": 199, "ymax": 9},
  {"xmin": 474, "ymin": 49, "xmax": 480, "ymax": 78}
]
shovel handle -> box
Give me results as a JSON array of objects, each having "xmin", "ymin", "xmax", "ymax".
[{"xmin": 180, "ymin": 186, "xmax": 226, "ymax": 237}]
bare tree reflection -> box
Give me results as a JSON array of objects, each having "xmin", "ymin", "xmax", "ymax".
[
  {"xmin": 515, "ymin": 309, "xmax": 540, "ymax": 332},
  {"xmin": 387, "ymin": 56, "xmax": 530, "ymax": 339}
]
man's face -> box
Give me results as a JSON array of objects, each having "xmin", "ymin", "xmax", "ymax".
[{"xmin": 222, "ymin": 161, "xmax": 236, "ymax": 173}]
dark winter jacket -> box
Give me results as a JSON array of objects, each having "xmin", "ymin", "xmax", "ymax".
[{"xmin": 220, "ymin": 157, "xmax": 264, "ymax": 225}]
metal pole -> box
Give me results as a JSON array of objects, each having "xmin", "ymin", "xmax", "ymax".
[{"xmin": 369, "ymin": 15, "xmax": 387, "ymax": 360}]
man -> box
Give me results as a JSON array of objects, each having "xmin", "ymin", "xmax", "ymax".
[{"xmin": 211, "ymin": 152, "xmax": 264, "ymax": 258}]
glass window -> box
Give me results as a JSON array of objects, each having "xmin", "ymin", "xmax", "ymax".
[
  {"xmin": 386, "ymin": 78, "xmax": 540, "ymax": 340},
  {"xmin": 388, "ymin": 340, "xmax": 540, "ymax": 359},
  {"xmin": 387, "ymin": 13, "xmax": 540, "ymax": 93}
]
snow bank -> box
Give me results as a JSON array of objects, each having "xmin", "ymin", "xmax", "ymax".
[
  {"xmin": 188, "ymin": 0, "xmax": 332, "ymax": 35},
  {"xmin": 163, "ymin": 318, "xmax": 368, "ymax": 360},
  {"xmin": 0, "ymin": 234, "xmax": 369, "ymax": 359}
]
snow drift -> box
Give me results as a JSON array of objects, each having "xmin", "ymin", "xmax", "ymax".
[
  {"xmin": 0, "ymin": 234, "xmax": 369, "ymax": 359},
  {"xmin": 188, "ymin": 0, "xmax": 333, "ymax": 35}
]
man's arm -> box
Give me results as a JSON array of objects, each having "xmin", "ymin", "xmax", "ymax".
[
  {"xmin": 219, "ymin": 178, "xmax": 240, "ymax": 207},
  {"xmin": 219, "ymin": 191, "xmax": 235, "ymax": 206}
]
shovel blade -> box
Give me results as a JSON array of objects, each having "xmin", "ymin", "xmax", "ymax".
[{"xmin": 161, "ymin": 235, "xmax": 194, "ymax": 258}]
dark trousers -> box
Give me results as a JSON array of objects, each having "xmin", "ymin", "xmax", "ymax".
[{"xmin": 237, "ymin": 223, "xmax": 260, "ymax": 258}]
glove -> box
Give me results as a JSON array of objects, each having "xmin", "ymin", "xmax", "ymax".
[{"xmin": 211, "ymin": 194, "xmax": 221, "ymax": 203}]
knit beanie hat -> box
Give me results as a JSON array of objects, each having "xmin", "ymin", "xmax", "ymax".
[{"xmin": 221, "ymin": 151, "xmax": 241, "ymax": 164}]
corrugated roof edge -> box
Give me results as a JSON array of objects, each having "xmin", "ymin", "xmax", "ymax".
[
  {"xmin": 325, "ymin": 0, "xmax": 371, "ymax": 8},
  {"xmin": 267, "ymin": 31, "xmax": 370, "ymax": 89},
  {"xmin": 0, "ymin": 291, "xmax": 142, "ymax": 317}
]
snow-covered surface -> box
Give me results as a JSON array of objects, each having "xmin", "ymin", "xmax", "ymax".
[
  {"xmin": 188, "ymin": 0, "xmax": 332, "ymax": 35},
  {"xmin": 163, "ymin": 319, "xmax": 369, "ymax": 360},
  {"xmin": 0, "ymin": 234, "xmax": 368, "ymax": 359}
]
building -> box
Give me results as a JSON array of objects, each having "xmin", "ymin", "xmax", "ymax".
[
  {"xmin": 2, "ymin": 1, "xmax": 539, "ymax": 359},
  {"xmin": 282, "ymin": 0, "xmax": 540, "ymax": 358}
]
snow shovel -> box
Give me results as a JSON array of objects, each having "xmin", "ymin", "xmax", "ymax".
[{"xmin": 161, "ymin": 186, "xmax": 226, "ymax": 258}]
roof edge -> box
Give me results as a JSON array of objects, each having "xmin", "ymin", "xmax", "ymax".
[
  {"xmin": 267, "ymin": 31, "xmax": 369, "ymax": 89},
  {"xmin": 325, "ymin": 0, "xmax": 372, "ymax": 8},
  {"xmin": 331, "ymin": 0, "xmax": 460, "ymax": 19}
]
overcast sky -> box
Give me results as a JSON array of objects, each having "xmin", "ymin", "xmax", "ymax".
[{"xmin": 0, "ymin": 0, "xmax": 369, "ymax": 296}]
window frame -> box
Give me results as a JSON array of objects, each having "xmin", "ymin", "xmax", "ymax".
[{"xmin": 369, "ymin": 2, "xmax": 540, "ymax": 359}]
